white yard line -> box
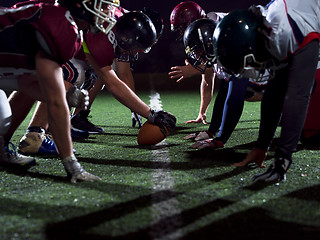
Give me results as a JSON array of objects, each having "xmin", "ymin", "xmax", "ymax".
[{"xmin": 149, "ymin": 92, "xmax": 183, "ymax": 240}]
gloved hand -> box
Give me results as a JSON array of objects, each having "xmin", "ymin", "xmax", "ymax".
[
  {"xmin": 147, "ymin": 109, "xmax": 176, "ymax": 136},
  {"xmin": 62, "ymin": 154, "xmax": 101, "ymax": 183},
  {"xmin": 66, "ymin": 85, "xmax": 89, "ymax": 110},
  {"xmin": 132, "ymin": 112, "xmax": 142, "ymax": 128}
]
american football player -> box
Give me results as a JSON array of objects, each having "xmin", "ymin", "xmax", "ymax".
[
  {"xmin": 214, "ymin": 0, "xmax": 320, "ymax": 182},
  {"xmin": 0, "ymin": 0, "xmax": 122, "ymax": 182},
  {"xmin": 17, "ymin": 9, "xmax": 176, "ymax": 157},
  {"xmin": 181, "ymin": 17, "xmax": 268, "ymax": 153},
  {"xmin": 169, "ymin": 1, "xmax": 214, "ymax": 124},
  {"xmin": 70, "ymin": 7, "xmax": 165, "ymax": 132}
]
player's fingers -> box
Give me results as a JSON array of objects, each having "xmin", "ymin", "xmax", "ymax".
[
  {"xmin": 170, "ymin": 66, "xmax": 181, "ymax": 71},
  {"xmin": 176, "ymin": 76, "xmax": 184, "ymax": 82},
  {"xmin": 183, "ymin": 133, "xmax": 197, "ymax": 140},
  {"xmin": 185, "ymin": 119, "xmax": 197, "ymax": 123}
]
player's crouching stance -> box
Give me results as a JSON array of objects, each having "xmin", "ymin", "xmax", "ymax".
[
  {"xmin": 0, "ymin": 0, "xmax": 121, "ymax": 182},
  {"xmin": 213, "ymin": 0, "xmax": 320, "ymax": 181}
]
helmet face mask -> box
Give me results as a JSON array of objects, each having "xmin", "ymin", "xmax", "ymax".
[
  {"xmin": 183, "ymin": 18, "xmax": 217, "ymax": 72},
  {"xmin": 82, "ymin": 0, "xmax": 120, "ymax": 34},
  {"xmin": 59, "ymin": 0, "xmax": 120, "ymax": 34}
]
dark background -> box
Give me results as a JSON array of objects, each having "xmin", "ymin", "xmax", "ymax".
[{"xmin": 0, "ymin": 0, "xmax": 269, "ymax": 75}]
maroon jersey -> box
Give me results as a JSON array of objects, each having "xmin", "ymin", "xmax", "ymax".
[
  {"xmin": 0, "ymin": 2, "xmax": 82, "ymax": 69},
  {"xmin": 83, "ymin": 29, "xmax": 116, "ymax": 68}
]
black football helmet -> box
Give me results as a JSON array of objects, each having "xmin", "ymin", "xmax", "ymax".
[
  {"xmin": 141, "ymin": 7, "xmax": 164, "ymax": 45},
  {"xmin": 183, "ymin": 18, "xmax": 217, "ymax": 72},
  {"xmin": 170, "ymin": 1, "xmax": 206, "ymax": 41},
  {"xmin": 213, "ymin": 9, "xmax": 273, "ymax": 77},
  {"xmin": 115, "ymin": 11, "xmax": 157, "ymax": 62},
  {"xmin": 58, "ymin": 0, "xmax": 120, "ymax": 34}
]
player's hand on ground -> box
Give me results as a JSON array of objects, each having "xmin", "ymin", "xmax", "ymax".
[
  {"xmin": 168, "ymin": 59, "xmax": 199, "ymax": 82},
  {"xmin": 148, "ymin": 110, "xmax": 176, "ymax": 136},
  {"xmin": 185, "ymin": 113, "xmax": 207, "ymax": 124},
  {"xmin": 184, "ymin": 131, "xmax": 213, "ymax": 141},
  {"xmin": 62, "ymin": 155, "xmax": 101, "ymax": 183},
  {"xmin": 233, "ymin": 148, "xmax": 267, "ymax": 168},
  {"xmin": 190, "ymin": 139, "xmax": 224, "ymax": 150},
  {"xmin": 66, "ymin": 85, "xmax": 89, "ymax": 110}
]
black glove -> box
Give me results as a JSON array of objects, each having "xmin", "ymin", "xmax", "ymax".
[
  {"xmin": 148, "ymin": 110, "xmax": 176, "ymax": 136},
  {"xmin": 132, "ymin": 112, "xmax": 142, "ymax": 128}
]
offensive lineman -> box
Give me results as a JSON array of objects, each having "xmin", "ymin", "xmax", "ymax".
[{"xmin": 213, "ymin": 0, "xmax": 320, "ymax": 181}]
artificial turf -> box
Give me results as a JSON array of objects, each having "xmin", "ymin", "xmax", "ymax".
[{"xmin": 1, "ymin": 90, "xmax": 320, "ymax": 240}]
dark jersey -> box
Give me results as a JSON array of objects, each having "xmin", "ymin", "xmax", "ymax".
[{"xmin": 0, "ymin": 2, "xmax": 82, "ymax": 69}]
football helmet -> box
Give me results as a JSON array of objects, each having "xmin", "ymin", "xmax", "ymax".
[
  {"xmin": 170, "ymin": 1, "xmax": 206, "ymax": 40},
  {"xmin": 141, "ymin": 7, "xmax": 164, "ymax": 45},
  {"xmin": 116, "ymin": 11, "xmax": 157, "ymax": 59},
  {"xmin": 183, "ymin": 18, "xmax": 217, "ymax": 72},
  {"xmin": 213, "ymin": 9, "xmax": 272, "ymax": 77},
  {"xmin": 58, "ymin": 0, "xmax": 120, "ymax": 34}
]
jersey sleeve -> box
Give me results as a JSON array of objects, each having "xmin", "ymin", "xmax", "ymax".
[
  {"xmin": 83, "ymin": 30, "xmax": 116, "ymax": 68},
  {"xmin": 30, "ymin": 4, "xmax": 82, "ymax": 64}
]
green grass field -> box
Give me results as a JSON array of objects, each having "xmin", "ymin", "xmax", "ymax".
[{"xmin": 1, "ymin": 90, "xmax": 320, "ymax": 240}]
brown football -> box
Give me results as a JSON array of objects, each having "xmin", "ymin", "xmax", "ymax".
[{"xmin": 137, "ymin": 121, "xmax": 168, "ymax": 145}]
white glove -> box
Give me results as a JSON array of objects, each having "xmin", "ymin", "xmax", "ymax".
[
  {"xmin": 66, "ymin": 86, "xmax": 89, "ymax": 110},
  {"xmin": 62, "ymin": 154, "xmax": 101, "ymax": 183}
]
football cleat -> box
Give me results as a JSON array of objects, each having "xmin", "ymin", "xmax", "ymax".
[
  {"xmin": 71, "ymin": 128, "xmax": 89, "ymax": 140},
  {"xmin": 190, "ymin": 139, "xmax": 224, "ymax": 150},
  {"xmin": 71, "ymin": 110, "xmax": 104, "ymax": 134},
  {"xmin": 252, "ymin": 157, "xmax": 292, "ymax": 182},
  {"xmin": 0, "ymin": 137, "xmax": 35, "ymax": 166},
  {"xmin": 18, "ymin": 132, "xmax": 58, "ymax": 155},
  {"xmin": 132, "ymin": 112, "xmax": 142, "ymax": 128}
]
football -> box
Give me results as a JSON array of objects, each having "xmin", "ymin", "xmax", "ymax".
[{"xmin": 137, "ymin": 121, "xmax": 168, "ymax": 145}]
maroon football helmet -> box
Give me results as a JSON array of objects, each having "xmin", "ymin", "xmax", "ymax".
[{"xmin": 170, "ymin": 1, "xmax": 206, "ymax": 39}]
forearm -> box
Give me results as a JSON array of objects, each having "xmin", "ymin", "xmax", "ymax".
[
  {"xmin": 199, "ymin": 71, "xmax": 214, "ymax": 115},
  {"xmin": 87, "ymin": 54, "xmax": 150, "ymax": 118},
  {"xmin": 103, "ymin": 69, "xmax": 150, "ymax": 118}
]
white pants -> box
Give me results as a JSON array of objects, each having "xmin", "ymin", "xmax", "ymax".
[{"xmin": 0, "ymin": 89, "xmax": 12, "ymax": 136}]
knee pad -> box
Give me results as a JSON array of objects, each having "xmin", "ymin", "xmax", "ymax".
[{"xmin": 0, "ymin": 89, "xmax": 12, "ymax": 136}]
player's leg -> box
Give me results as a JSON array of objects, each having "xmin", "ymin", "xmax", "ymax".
[
  {"xmin": 216, "ymin": 77, "xmax": 249, "ymax": 143},
  {"xmin": 208, "ymin": 79, "xmax": 229, "ymax": 135},
  {"xmin": 254, "ymin": 40, "xmax": 319, "ymax": 181},
  {"xmin": 0, "ymin": 90, "xmax": 35, "ymax": 165},
  {"xmin": 71, "ymin": 78, "xmax": 105, "ymax": 134},
  {"xmin": 192, "ymin": 77, "xmax": 249, "ymax": 150}
]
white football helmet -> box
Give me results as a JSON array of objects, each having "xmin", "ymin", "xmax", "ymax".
[{"xmin": 82, "ymin": 0, "xmax": 120, "ymax": 34}]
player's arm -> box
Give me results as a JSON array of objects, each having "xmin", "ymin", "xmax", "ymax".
[
  {"xmin": 86, "ymin": 53, "xmax": 150, "ymax": 118},
  {"xmin": 186, "ymin": 68, "xmax": 215, "ymax": 124}
]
